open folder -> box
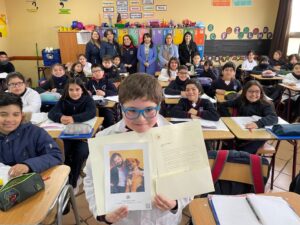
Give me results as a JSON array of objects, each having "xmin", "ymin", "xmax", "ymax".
[
  {"xmin": 209, "ymin": 194, "xmax": 300, "ymax": 225},
  {"xmin": 88, "ymin": 121, "xmax": 214, "ymax": 214}
]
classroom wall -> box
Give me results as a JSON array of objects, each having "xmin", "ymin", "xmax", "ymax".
[
  {"xmin": 0, "ymin": 0, "xmax": 8, "ymax": 52},
  {"xmin": 2, "ymin": 0, "xmax": 279, "ymax": 85}
]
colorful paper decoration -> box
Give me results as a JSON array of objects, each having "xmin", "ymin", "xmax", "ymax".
[
  {"xmin": 210, "ymin": 33, "xmax": 216, "ymax": 40},
  {"xmin": 243, "ymin": 27, "xmax": 249, "ymax": 33},
  {"xmin": 263, "ymin": 27, "xmax": 269, "ymax": 33},
  {"xmin": 212, "ymin": 0, "xmax": 230, "ymax": 6},
  {"xmin": 173, "ymin": 29, "xmax": 184, "ymax": 45},
  {"xmin": 221, "ymin": 32, "xmax": 227, "ymax": 40},
  {"xmin": 226, "ymin": 27, "xmax": 232, "ymax": 34},
  {"xmin": 234, "ymin": 26, "xmax": 240, "ymax": 34},
  {"xmin": 0, "ymin": 14, "xmax": 8, "ymax": 37},
  {"xmin": 207, "ymin": 24, "xmax": 214, "ymax": 32},
  {"xmin": 117, "ymin": 29, "xmax": 129, "ymax": 44},
  {"xmin": 238, "ymin": 32, "xmax": 244, "ymax": 39},
  {"xmin": 128, "ymin": 28, "xmax": 139, "ymax": 46},
  {"xmin": 247, "ymin": 32, "xmax": 253, "ymax": 39},
  {"xmin": 267, "ymin": 32, "xmax": 273, "ymax": 39},
  {"xmin": 194, "ymin": 28, "xmax": 205, "ymax": 45},
  {"xmin": 197, "ymin": 45, "xmax": 204, "ymax": 58},
  {"xmin": 151, "ymin": 29, "xmax": 163, "ymax": 45},
  {"xmin": 253, "ymin": 28, "xmax": 259, "ymax": 35},
  {"xmin": 233, "ymin": 0, "xmax": 252, "ymax": 7},
  {"xmin": 257, "ymin": 32, "xmax": 263, "ymax": 39}
]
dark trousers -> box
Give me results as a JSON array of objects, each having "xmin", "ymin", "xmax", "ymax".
[
  {"xmin": 63, "ymin": 139, "xmax": 89, "ymax": 187},
  {"xmin": 98, "ymin": 107, "xmax": 116, "ymax": 128},
  {"xmin": 236, "ymin": 140, "xmax": 266, "ymax": 154}
]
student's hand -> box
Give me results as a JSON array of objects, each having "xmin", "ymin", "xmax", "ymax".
[
  {"xmin": 144, "ymin": 62, "xmax": 149, "ymax": 67},
  {"xmin": 51, "ymin": 88, "xmax": 57, "ymax": 93},
  {"xmin": 65, "ymin": 62, "xmax": 73, "ymax": 71},
  {"xmin": 127, "ymin": 64, "xmax": 132, "ymax": 68},
  {"xmin": 245, "ymin": 122, "xmax": 258, "ymax": 130},
  {"xmin": 191, "ymin": 114, "xmax": 200, "ymax": 119},
  {"xmin": 188, "ymin": 108, "xmax": 198, "ymax": 116},
  {"xmin": 216, "ymin": 89, "xmax": 226, "ymax": 95},
  {"xmin": 154, "ymin": 194, "xmax": 177, "ymax": 212},
  {"xmin": 96, "ymin": 90, "xmax": 105, "ymax": 96},
  {"xmin": 181, "ymin": 91, "xmax": 187, "ymax": 98},
  {"xmin": 9, "ymin": 164, "xmax": 30, "ymax": 177},
  {"xmin": 60, "ymin": 115, "xmax": 74, "ymax": 125},
  {"xmin": 273, "ymin": 66, "xmax": 281, "ymax": 71},
  {"xmin": 105, "ymin": 206, "xmax": 129, "ymax": 223}
]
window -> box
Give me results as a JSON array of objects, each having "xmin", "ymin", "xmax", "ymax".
[{"xmin": 287, "ymin": 0, "xmax": 300, "ymax": 55}]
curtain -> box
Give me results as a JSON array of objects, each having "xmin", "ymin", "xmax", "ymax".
[{"xmin": 269, "ymin": 0, "xmax": 293, "ymax": 58}]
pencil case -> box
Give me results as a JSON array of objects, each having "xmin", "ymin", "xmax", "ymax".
[{"xmin": 0, "ymin": 173, "xmax": 45, "ymax": 211}]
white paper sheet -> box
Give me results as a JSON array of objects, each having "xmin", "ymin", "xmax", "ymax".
[
  {"xmin": 76, "ymin": 31, "xmax": 91, "ymax": 44},
  {"xmin": 169, "ymin": 118, "xmax": 229, "ymax": 131},
  {"xmin": 31, "ymin": 112, "xmax": 48, "ymax": 125},
  {"xmin": 105, "ymin": 95, "xmax": 119, "ymax": 102},
  {"xmin": 232, "ymin": 116, "xmax": 288, "ymax": 130},
  {"xmin": 92, "ymin": 95, "xmax": 104, "ymax": 101},
  {"xmin": 0, "ymin": 72, "xmax": 8, "ymax": 79},
  {"xmin": 0, "ymin": 163, "xmax": 11, "ymax": 186}
]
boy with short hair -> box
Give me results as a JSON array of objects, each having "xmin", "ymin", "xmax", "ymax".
[
  {"xmin": 102, "ymin": 55, "xmax": 121, "ymax": 87},
  {"xmin": 0, "ymin": 51, "xmax": 15, "ymax": 73},
  {"xmin": 0, "ymin": 92, "xmax": 63, "ymax": 177},
  {"xmin": 192, "ymin": 53, "xmax": 204, "ymax": 76},
  {"xmin": 84, "ymin": 73, "xmax": 191, "ymax": 225},
  {"xmin": 86, "ymin": 64, "xmax": 117, "ymax": 128}
]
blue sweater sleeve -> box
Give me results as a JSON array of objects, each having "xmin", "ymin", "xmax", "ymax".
[
  {"xmin": 48, "ymin": 100, "xmax": 64, "ymax": 122},
  {"xmin": 23, "ymin": 127, "xmax": 63, "ymax": 173}
]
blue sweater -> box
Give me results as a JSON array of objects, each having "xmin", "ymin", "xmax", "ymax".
[
  {"xmin": 0, "ymin": 123, "xmax": 63, "ymax": 173},
  {"xmin": 48, "ymin": 95, "xmax": 96, "ymax": 123}
]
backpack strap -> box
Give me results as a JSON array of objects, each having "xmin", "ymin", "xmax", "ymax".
[
  {"xmin": 212, "ymin": 150, "xmax": 229, "ymax": 183},
  {"xmin": 250, "ymin": 154, "xmax": 265, "ymax": 193}
]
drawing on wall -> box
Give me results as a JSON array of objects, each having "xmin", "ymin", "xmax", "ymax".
[
  {"xmin": 59, "ymin": 0, "xmax": 71, "ymax": 14},
  {"xmin": 212, "ymin": 0, "xmax": 230, "ymax": 6},
  {"xmin": 233, "ymin": 0, "xmax": 252, "ymax": 7},
  {"xmin": 26, "ymin": 0, "xmax": 39, "ymax": 12},
  {"xmin": 0, "ymin": 14, "xmax": 8, "ymax": 38},
  {"xmin": 207, "ymin": 24, "xmax": 214, "ymax": 32}
]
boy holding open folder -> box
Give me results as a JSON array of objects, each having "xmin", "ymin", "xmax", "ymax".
[{"xmin": 84, "ymin": 73, "xmax": 191, "ymax": 225}]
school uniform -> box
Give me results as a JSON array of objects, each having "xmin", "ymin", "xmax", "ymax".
[
  {"xmin": 164, "ymin": 77, "xmax": 189, "ymax": 95},
  {"xmin": 197, "ymin": 68, "xmax": 218, "ymax": 95},
  {"xmin": 219, "ymin": 96, "xmax": 278, "ymax": 153},
  {"xmin": 281, "ymin": 63, "xmax": 294, "ymax": 71},
  {"xmin": 83, "ymin": 115, "xmax": 192, "ymax": 225},
  {"xmin": 115, "ymin": 63, "xmax": 127, "ymax": 73},
  {"xmin": 0, "ymin": 61, "xmax": 15, "ymax": 73},
  {"xmin": 209, "ymin": 78, "xmax": 242, "ymax": 97},
  {"xmin": 40, "ymin": 75, "xmax": 69, "ymax": 94},
  {"xmin": 86, "ymin": 77, "xmax": 118, "ymax": 128},
  {"xmin": 70, "ymin": 71, "xmax": 88, "ymax": 84},
  {"xmin": 178, "ymin": 42, "xmax": 198, "ymax": 66},
  {"xmin": 158, "ymin": 68, "xmax": 177, "ymax": 81},
  {"xmin": 170, "ymin": 98, "xmax": 219, "ymax": 121},
  {"xmin": 193, "ymin": 64, "xmax": 204, "ymax": 77},
  {"xmin": 103, "ymin": 41, "xmax": 121, "ymax": 58},
  {"xmin": 137, "ymin": 44, "xmax": 157, "ymax": 75},
  {"xmin": 282, "ymin": 72, "xmax": 300, "ymax": 119},
  {"xmin": 48, "ymin": 95, "xmax": 96, "ymax": 187},
  {"xmin": 269, "ymin": 59, "xmax": 285, "ymax": 68},
  {"xmin": 241, "ymin": 59, "xmax": 257, "ymax": 71},
  {"xmin": 103, "ymin": 65, "xmax": 121, "ymax": 83},
  {"xmin": 0, "ymin": 122, "xmax": 63, "ymax": 173},
  {"xmin": 251, "ymin": 64, "xmax": 274, "ymax": 74},
  {"xmin": 85, "ymin": 41, "xmax": 103, "ymax": 65},
  {"xmin": 158, "ymin": 44, "xmax": 179, "ymax": 67},
  {"xmin": 20, "ymin": 87, "xmax": 42, "ymax": 113},
  {"xmin": 121, "ymin": 45, "xmax": 138, "ymax": 74}
]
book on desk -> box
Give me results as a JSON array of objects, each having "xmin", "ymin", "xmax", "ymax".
[{"xmin": 208, "ymin": 194, "xmax": 300, "ymax": 225}]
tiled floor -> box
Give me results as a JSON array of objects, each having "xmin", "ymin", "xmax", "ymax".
[{"xmin": 62, "ymin": 140, "xmax": 300, "ymax": 225}]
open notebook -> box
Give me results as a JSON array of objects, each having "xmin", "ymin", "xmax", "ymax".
[
  {"xmin": 209, "ymin": 194, "xmax": 300, "ymax": 225},
  {"xmin": 169, "ymin": 118, "xmax": 229, "ymax": 131},
  {"xmin": 232, "ymin": 116, "xmax": 288, "ymax": 130}
]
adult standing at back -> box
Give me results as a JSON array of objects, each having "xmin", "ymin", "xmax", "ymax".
[
  {"xmin": 85, "ymin": 30, "xmax": 103, "ymax": 65},
  {"xmin": 102, "ymin": 29, "xmax": 121, "ymax": 58},
  {"xmin": 179, "ymin": 32, "xmax": 198, "ymax": 68},
  {"xmin": 158, "ymin": 34, "xmax": 179, "ymax": 68},
  {"xmin": 137, "ymin": 33, "xmax": 157, "ymax": 75},
  {"xmin": 121, "ymin": 35, "xmax": 137, "ymax": 74}
]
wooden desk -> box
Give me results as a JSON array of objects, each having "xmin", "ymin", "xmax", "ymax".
[
  {"xmin": 159, "ymin": 80, "xmax": 170, "ymax": 87},
  {"xmin": 279, "ymin": 83, "xmax": 300, "ymax": 122},
  {"xmin": 250, "ymin": 74, "xmax": 284, "ymax": 81},
  {"xmin": 190, "ymin": 192, "xmax": 300, "ymax": 225},
  {"xmin": 222, "ymin": 117, "xmax": 276, "ymax": 140},
  {"xmin": 0, "ymin": 165, "xmax": 70, "ymax": 225},
  {"xmin": 106, "ymin": 100, "xmax": 116, "ymax": 108},
  {"xmin": 47, "ymin": 117, "xmax": 104, "ymax": 139},
  {"xmin": 164, "ymin": 98, "xmax": 180, "ymax": 104},
  {"xmin": 203, "ymin": 129, "xmax": 234, "ymax": 140}
]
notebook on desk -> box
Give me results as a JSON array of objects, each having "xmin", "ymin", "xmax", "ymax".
[
  {"xmin": 208, "ymin": 194, "xmax": 300, "ymax": 225},
  {"xmin": 169, "ymin": 118, "xmax": 229, "ymax": 131}
]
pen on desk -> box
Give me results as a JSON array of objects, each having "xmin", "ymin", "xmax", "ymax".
[{"xmin": 246, "ymin": 196, "xmax": 263, "ymax": 225}]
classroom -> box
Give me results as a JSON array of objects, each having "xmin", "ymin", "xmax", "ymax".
[{"xmin": 1, "ymin": 0, "xmax": 300, "ymax": 225}]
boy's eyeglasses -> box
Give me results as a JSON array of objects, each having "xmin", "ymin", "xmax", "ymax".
[
  {"xmin": 8, "ymin": 82, "xmax": 24, "ymax": 88},
  {"xmin": 121, "ymin": 105, "xmax": 160, "ymax": 120}
]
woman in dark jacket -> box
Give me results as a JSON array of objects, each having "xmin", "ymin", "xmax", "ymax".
[
  {"xmin": 121, "ymin": 35, "xmax": 137, "ymax": 74},
  {"xmin": 102, "ymin": 29, "xmax": 121, "ymax": 58},
  {"xmin": 178, "ymin": 32, "xmax": 199, "ymax": 68},
  {"xmin": 85, "ymin": 30, "xmax": 104, "ymax": 65}
]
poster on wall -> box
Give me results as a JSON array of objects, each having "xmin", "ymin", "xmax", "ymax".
[
  {"xmin": 0, "ymin": 14, "xmax": 8, "ymax": 38},
  {"xmin": 212, "ymin": 0, "xmax": 230, "ymax": 6},
  {"xmin": 143, "ymin": 5, "xmax": 155, "ymax": 11},
  {"xmin": 143, "ymin": 0, "xmax": 154, "ymax": 4},
  {"xmin": 59, "ymin": 0, "xmax": 71, "ymax": 14},
  {"xmin": 155, "ymin": 5, "xmax": 167, "ymax": 11},
  {"xmin": 143, "ymin": 12, "xmax": 154, "ymax": 18},
  {"xmin": 233, "ymin": 0, "xmax": 252, "ymax": 6},
  {"xmin": 130, "ymin": 13, "xmax": 142, "ymax": 19},
  {"xmin": 26, "ymin": 0, "xmax": 39, "ymax": 12}
]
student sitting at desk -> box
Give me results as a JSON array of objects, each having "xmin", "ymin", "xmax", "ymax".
[
  {"xmin": 6, "ymin": 72, "xmax": 41, "ymax": 113},
  {"xmin": 282, "ymin": 63, "xmax": 300, "ymax": 121},
  {"xmin": 170, "ymin": 79, "xmax": 219, "ymax": 121},
  {"xmin": 158, "ymin": 57, "xmax": 179, "ymax": 81},
  {"xmin": 165, "ymin": 65, "xmax": 190, "ymax": 97},
  {"xmin": 39, "ymin": 63, "xmax": 69, "ymax": 94},
  {"xmin": 197, "ymin": 60, "xmax": 217, "ymax": 94},
  {"xmin": 113, "ymin": 55, "xmax": 127, "ymax": 73},
  {"xmin": 84, "ymin": 73, "xmax": 191, "ymax": 225},
  {"xmin": 0, "ymin": 51, "xmax": 15, "ymax": 73},
  {"xmin": 209, "ymin": 62, "xmax": 242, "ymax": 98},
  {"xmin": 269, "ymin": 50, "xmax": 285, "ymax": 71},
  {"xmin": 191, "ymin": 53, "xmax": 204, "ymax": 77},
  {"xmin": 48, "ymin": 78, "xmax": 96, "ymax": 194},
  {"xmin": 102, "ymin": 55, "xmax": 121, "ymax": 88},
  {"xmin": 251, "ymin": 56, "xmax": 274, "ymax": 74},
  {"xmin": 78, "ymin": 54, "xmax": 92, "ymax": 77},
  {"xmin": 218, "ymin": 80, "xmax": 278, "ymax": 154},
  {"xmin": 69, "ymin": 61, "xmax": 88, "ymax": 84},
  {"xmin": 86, "ymin": 64, "xmax": 117, "ymax": 128},
  {"xmin": 0, "ymin": 92, "xmax": 63, "ymax": 177},
  {"xmin": 281, "ymin": 54, "xmax": 300, "ymax": 72},
  {"xmin": 241, "ymin": 50, "xmax": 257, "ymax": 71}
]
